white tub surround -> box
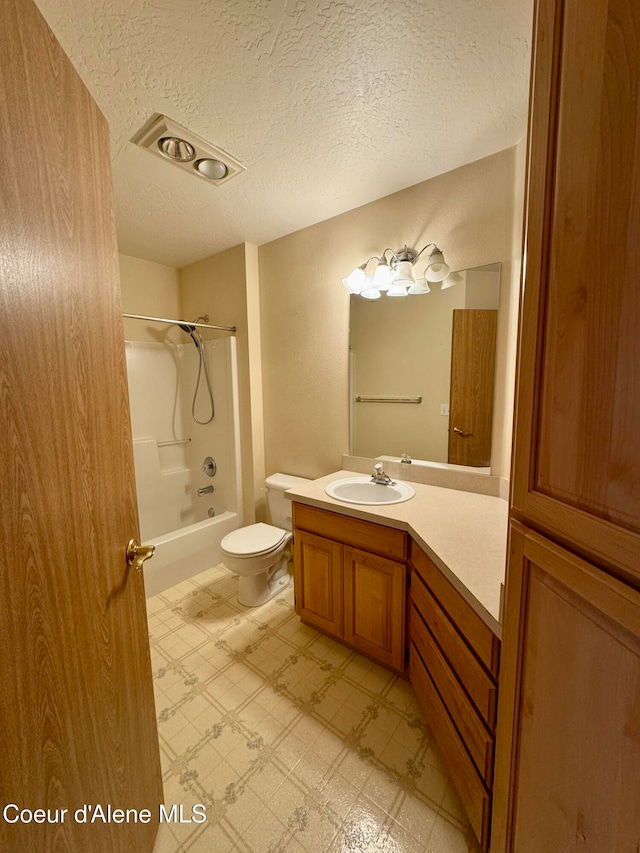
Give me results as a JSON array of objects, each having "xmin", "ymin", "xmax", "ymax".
[{"xmin": 287, "ymin": 470, "xmax": 508, "ymax": 636}]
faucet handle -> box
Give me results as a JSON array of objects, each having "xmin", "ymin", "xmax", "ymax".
[{"xmin": 374, "ymin": 462, "xmax": 384, "ymax": 474}]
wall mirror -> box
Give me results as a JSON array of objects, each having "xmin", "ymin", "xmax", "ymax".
[{"xmin": 349, "ymin": 263, "xmax": 501, "ymax": 469}]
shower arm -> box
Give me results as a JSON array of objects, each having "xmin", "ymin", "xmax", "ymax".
[{"xmin": 122, "ymin": 313, "xmax": 236, "ymax": 333}]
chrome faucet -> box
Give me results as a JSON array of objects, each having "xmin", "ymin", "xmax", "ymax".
[{"xmin": 371, "ymin": 463, "xmax": 395, "ymax": 486}]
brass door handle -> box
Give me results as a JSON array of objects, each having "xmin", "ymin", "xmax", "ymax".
[
  {"xmin": 452, "ymin": 426, "xmax": 473, "ymax": 437},
  {"xmin": 126, "ymin": 539, "xmax": 155, "ymax": 572}
]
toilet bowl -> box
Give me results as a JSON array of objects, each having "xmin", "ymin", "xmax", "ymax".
[
  {"xmin": 220, "ymin": 473, "xmax": 311, "ymax": 607},
  {"xmin": 221, "ymin": 522, "xmax": 293, "ymax": 607}
]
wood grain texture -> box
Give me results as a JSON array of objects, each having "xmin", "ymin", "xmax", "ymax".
[
  {"xmin": 0, "ymin": 0, "xmax": 162, "ymax": 849},
  {"xmin": 410, "ymin": 642, "xmax": 491, "ymax": 850},
  {"xmin": 343, "ymin": 547, "xmax": 405, "ymax": 672},
  {"xmin": 491, "ymin": 521, "xmax": 529, "ymax": 853},
  {"xmin": 511, "ymin": 0, "xmax": 640, "ymax": 579},
  {"xmin": 448, "ymin": 310, "xmax": 497, "ymax": 468},
  {"xmin": 410, "ymin": 541, "xmax": 501, "ymax": 678},
  {"xmin": 536, "ymin": 0, "xmax": 640, "ymax": 533},
  {"xmin": 512, "ymin": 531, "xmax": 640, "ymax": 852},
  {"xmin": 292, "ymin": 502, "xmax": 408, "ymax": 561},
  {"xmin": 293, "ymin": 530, "xmax": 343, "ymax": 636},
  {"xmin": 411, "ymin": 572, "xmax": 498, "ymax": 726},
  {"xmin": 411, "ymin": 606, "xmax": 495, "ymax": 784}
]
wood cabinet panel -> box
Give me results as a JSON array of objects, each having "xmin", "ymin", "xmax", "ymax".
[
  {"xmin": 411, "ymin": 642, "xmax": 491, "ymax": 849},
  {"xmin": 504, "ymin": 528, "xmax": 640, "ymax": 852},
  {"xmin": 410, "ymin": 541, "xmax": 500, "ymax": 677},
  {"xmin": 293, "ymin": 530, "xmax": 342, "ymax": 636},
  {"xmin": 535, "ymin": 0, "xmax": 640, "ymax": 536},
  {"xmin": 511, "ymin": 0, "xmax": 640, "ymax": 581},
  {"xmin": 343, "ymin": 548, "xmax": 405, "ymax": 671},
  {"xmin": 293, "ymin": 502, "xmax": 407, "ymax": 561},
  {"xmin": 411, "ymin": 606, "xmax": 494, "ymax": 783},
  {"xmin": 412, "ymin": 571, "xmax": 497, "ymax": 726}
]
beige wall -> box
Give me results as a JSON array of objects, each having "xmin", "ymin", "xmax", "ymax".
[
  {"xmin": 119, "ymin": 253, "xmax": 181, "ymax": 343},
  {"xmin": 258, "ymin": 146, "xmax": 523, "ymax": 481},
  {"xmin": 179, "ymin": 244, "xmax": 263, "ymax": 524}
]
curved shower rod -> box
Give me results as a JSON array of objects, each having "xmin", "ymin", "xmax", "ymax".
[{"xmin": 122, "ymin": 312, "xmax": 236, "ymax": 333}]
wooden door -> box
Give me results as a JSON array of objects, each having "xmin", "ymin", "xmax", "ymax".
[
  {"xmin": 0, "ymin": 1, "xmax": 163, "ymax": 851},
  {"xmin": 293, "ymin": 531, "xmax": 343, "ymax": 636},
  {"xmin": 500, "ymin": 526, "xmax": 640, "ymax": 852},
  {"xmin": 510, "ymin": 0, "xmax": 640, "ymax": 582},
  {"xmin": 343, "ymin": 547, "xmax": 405, "ymax": 671},
  {"xmin": 448, "ymin": 309, "xmax": 497, "ymax": 467}
]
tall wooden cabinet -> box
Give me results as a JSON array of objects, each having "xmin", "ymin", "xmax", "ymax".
[{"xmin": 493, "ymin": 0, "xmax": 640, "ymax": 849}]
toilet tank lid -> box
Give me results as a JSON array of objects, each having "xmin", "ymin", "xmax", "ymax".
[{"xmin": 265, "ymin": 473, "xmax": 312, "ymax": 492}]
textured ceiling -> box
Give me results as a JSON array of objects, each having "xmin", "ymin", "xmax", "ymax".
[{"xmin": 35, "ymin": 0, "xmax": 533, "ymax": 268}]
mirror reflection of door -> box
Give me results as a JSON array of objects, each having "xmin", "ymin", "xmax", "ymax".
[{"xmin": 448, "ymin": 309, "xmax": 498, "ymax": 467}]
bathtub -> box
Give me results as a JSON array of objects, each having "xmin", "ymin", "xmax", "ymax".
[{"xmin": 142, "ymin": 510, "xmax": 239, "ymax": 598}]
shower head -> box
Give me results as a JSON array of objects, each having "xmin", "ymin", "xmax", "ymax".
[{"xmin": 177, "ymin": 322, "xmax": 201, "ymax": 349}]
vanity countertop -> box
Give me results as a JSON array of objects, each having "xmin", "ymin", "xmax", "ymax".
[{"xmin": 286, "ymin": 470, "xmax": 508, "ymax": 637}]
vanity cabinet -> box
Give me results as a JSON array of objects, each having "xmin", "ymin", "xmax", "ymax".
[
  {"xmin": 292, "ymin": 503, "xmax": 407, "ymax": 672},
  {"xmin": 409, "ymin": 541, "xmax": 500, "ymax": 851}
]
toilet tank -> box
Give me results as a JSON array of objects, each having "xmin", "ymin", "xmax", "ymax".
[{"xmin": 265, "ymin": 473, "xmax": 311, "ymax": 530}]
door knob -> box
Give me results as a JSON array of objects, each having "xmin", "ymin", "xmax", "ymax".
[
  {"xmin": 126, "ymin": 539, "xmax": 155, "ymax": 572},
  {"xmin": 452, "ymin": 426, "xmax": 473, "ymax": 436}
]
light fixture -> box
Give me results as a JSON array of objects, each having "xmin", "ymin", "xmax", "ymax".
[
  {"xmin": 158, "ymin": 137, "xmax": 195, "ymax": 161},
  {"xmin": 342, "ymin": 244, "xmax": 449, "ymax": 299},
  {"xmin": 425, "ymin": 248, "xmax": 450, "ymax": 282},
  {"xmin": 195, "ymin": 158, "xmax": 229, "ymax": 180},
  {"xmin": 440, "ymin": 270, "xmax": 465, "ymax": 290},
  {"xmin": 132, "ymin": 114, "xmax": 246, "ymax": 186},
  {"xmin": 342, "ymin": 263, "xmax": 368, "ymax": 293}
]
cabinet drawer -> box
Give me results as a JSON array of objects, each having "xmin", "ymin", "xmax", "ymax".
[
  {"xmin": 411, "ymin": 605, "xmax": 494, "ymax": 784},
  {"xmin": 411, "ymin": 541, "xmax": 500, "ymax": 677},
  {"xmin": 412, "ymin": 571, "xmax": 498, "ymax": 730},
  {"xmin": 410, "ymin": 641, "xmax": 491, "ymax": 849},
  {"xmin": 293, "ymin": 502, "xmax": 407, "ymax": 561}
]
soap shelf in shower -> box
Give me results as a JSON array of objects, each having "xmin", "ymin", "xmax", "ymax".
[{"xmin": 157, "ymin": 438, "xmax": 191, "ymax": 447}]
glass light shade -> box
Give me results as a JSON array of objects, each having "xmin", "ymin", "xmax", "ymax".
[
  {"xmin": 392, "ymin": 260, "xmax": 416, "ymax": 285},
  {"xmin": 360, "ymin": 276, "xmax": 381, "ymax": 300},
  {"xmin": 342, "ymin": 265, "xmax": 366, "ymax": 293},
  {"xmin": 372, "ymin": 260, "xmax": 391, "ymax": 291},
  {"xmin": 386, "ymin": 281, "xmax": 409, "ymax": 297},
  {"xmin": 440, "ymin": 271, "xmax": 463, "ymax": 290},
  {"xmin": 408, "ymin": 278, "xmax": 431, "ymax": 294},
  {"xmin": 425, "ymin": 249, "xmax": 450, "ymax": 282},
  {"xmin": 195, "ymin": 158, "xmax": 229, "ymax": 180}
]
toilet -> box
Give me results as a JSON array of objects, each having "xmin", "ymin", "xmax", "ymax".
[{"xmin": 221, "ymin": 473, "xmax": 311, "ymax": 607}]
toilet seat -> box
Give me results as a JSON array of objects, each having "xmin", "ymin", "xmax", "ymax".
[{"xmin": 221, "ymin": 522, "xmax": 288, "ymax": 559}]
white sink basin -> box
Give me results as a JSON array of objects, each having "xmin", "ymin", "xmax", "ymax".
[{"xmin": 324, "ymin": 476, "xmax": 415, "ymax": 505}]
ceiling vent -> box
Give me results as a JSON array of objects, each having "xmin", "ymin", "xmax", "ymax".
[{"xmin": 132, "ymin": 114, "xmax": 246, "ymax": 187}]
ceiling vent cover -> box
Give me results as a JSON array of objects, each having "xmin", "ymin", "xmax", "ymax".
[{"xmin": 132, "ymin": 114, "xmax": 246, "ymax": 187}]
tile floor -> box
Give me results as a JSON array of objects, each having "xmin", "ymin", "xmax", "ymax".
[{"xmin": 148, "ymin": 563, "xmax": 480, "ymax": 853}]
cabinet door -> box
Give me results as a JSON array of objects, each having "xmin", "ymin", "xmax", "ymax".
[
  {"xmin": 495, "ymin": 523, "xmax": 640, "ymax": 852},
  {"xmin": 293, "ymin": 530, "xmax": 343, "ymax": 636},
  {"xmin": 511, "ymin": 0, "xmax": 640, "ymax": 581},
  {"xmin": 343, "ymin": 547, "xmax": 406, "ymax": 671}
]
